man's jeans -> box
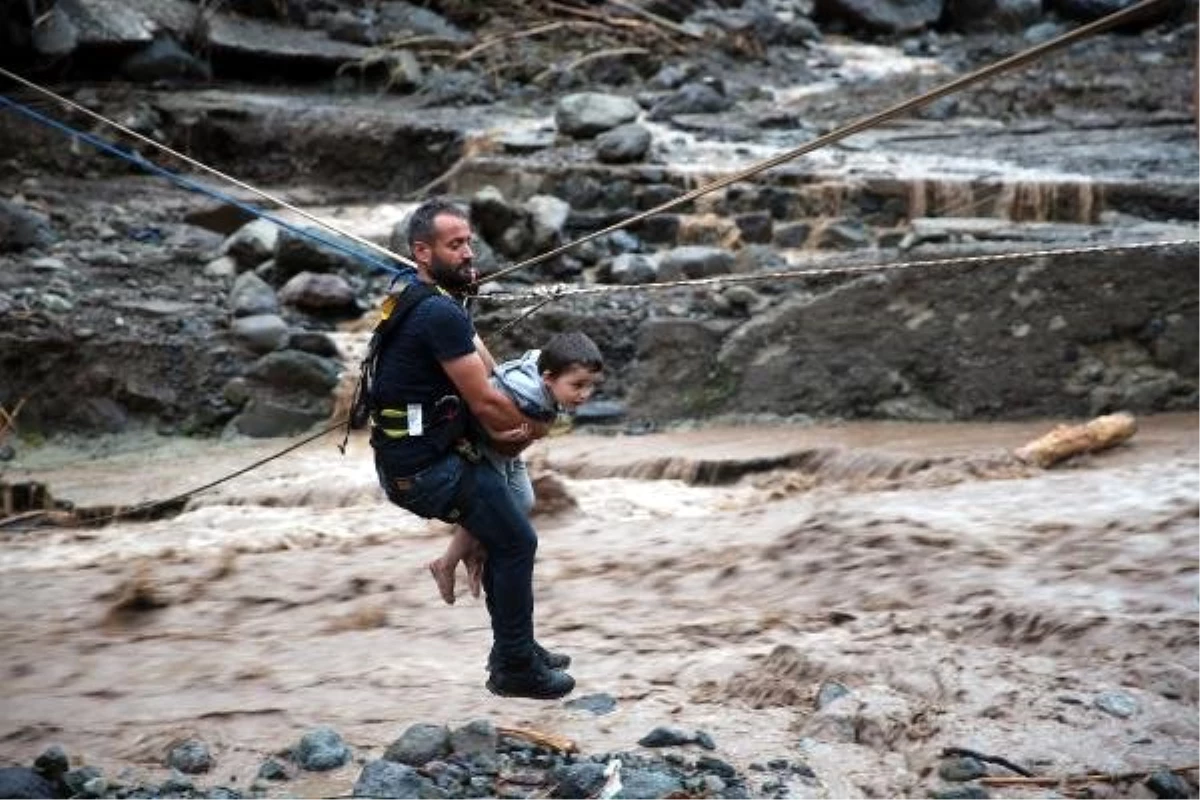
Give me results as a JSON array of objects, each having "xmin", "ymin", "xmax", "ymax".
[{"xmin": 376, "ymin": 449, "xmax": 538, "ymax": 665}]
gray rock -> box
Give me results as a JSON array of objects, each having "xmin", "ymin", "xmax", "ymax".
[
  {"xmin": 274, "ymin": 227, "xmax": 364, "ymax": 280},
  {"xmin": 939, "ymin": 757, "xmax": 987, "ymax": 782},
  {"xmin": 228, "ymin": 272, "xmax": 280, "ymax": 317},
  {"xmin": 556, "ymin": 92, "xmax": 641, "ymax": 138},
  {"xmin": 223, "ymin": 219, "xmax": 279, "ymax": 271},
  {"xmin": 204, "ymin": 255, "xmax": 238, "ymax": 278},
  {"xmin": 231, "ymin": 397, "xmax": 331, "ymax": 437},
  {"xmin": 638, "ymin": 726, "xmax": 695, "ymax": 748},
  {"xmin": 815, "ymin": 680, "xmax": 851, "ymax": 709},
  {"xmin": 1024, "ymin": 20, "xmax": 1067, "ymax": 42},
  {"xmin": 943, "ymin": 0, "xmax": 1041, "ymax": 31},
  {"xmin": 382, "ymin": 49, "xmax": 423, "ymax": 92},
  {"xmin": 735, "ymin": 212, "xmax": 773, "ymax": 245},
  {"xmin": 525, "ymin": 195, "xmax": 571, "ymax": 252},
  {"xmin": 385, "ymin": 723, "xmax": 452, "ymax": 767},
  {"xmin": 167, "ymin": 738, "xmax": 214, "ymax": 774},
  {"xmin": 616, "ymin": 767, "xmax": 683, "ymax": 798},
  {"xmin": 353, "ymin": 759, "xmax": 435, "ymax": 798},
  {"xmin": 565, "ymin": 693, "xmax": 619, "ymax": 714},
  {"xmin": 81, "ymin": 776, "xmax": 108, "ymax": 797},
  {"xmin": 231, "ymin": 314, "xmax": 289, "ymax": 354},
  {"xmin": 658, "ymin": 246, "xmax": 736, "ymax": 280},
  {"xmin": 0, "ymin": 767, "xmax": 56, "ymax": 799},
  {"xmin": 63, "ymin": 766, "xmax": 104, "ymax": 797},
  {"xmin": 774, "ymin": 221, "xmax": 811, "ymax": 248},
  {"xmin": 287, "ymin": 331, "xmax": 340, "ymax": 358},
  {"xmin": 470, "ymin": 187, "xmax": 525, "ymax": 248},
  {"xmin": 1094, "ymin": 690, "xmax": 1140, "ymax": 718},
  {"xmin": 376, "ymin": 1, "xmax": 472, "ymax": 43},
  {"xmin": 295, "ymin": 726, "xmax": 351, "ymax": 771},
  {"xmin": 257, "ymin": 758, "xmax": 290, "ymax": 781},
  {"xmin": 31, "ymin": 6, "xmax": 77, "ymax": 56},
  {"xmin": 121, "ymin": 36, "xmax": 211, "ymax": 82},
  {"xmin": 551, "ymin": 762, "xmax": 607, "ymax": 798},
  {"xmin": 604, "ymin": 253, "xmax": 657, "ymax": 285},
  {"xmin": 595, "ymin": 124, "xmax": 652, "ymax": 164},
  {"xmin": 279, "ymin": 272, "xmax": 357, "ymax": 312},
  {"xmin": 0, "ymin": 199, "xmax": 56, "ymax": 252},
  {"xmin": 1146, "ymin": 769, "xmax": 1192, "ymax": 799},
  {"xmin": 812, "ymin": 219, "xmax": 872, "ymax": 250},
  {"xmin": 245, "ymin": 350, "xmax": 341, "ymax": 394},
  {"xmin": 450, "ymin": 719, "xmax": 497, "ymax": 758},
  {"xmin": 574, "ymin": 400, "xmax": 627, "ymax": 424},
  {"xmin": 814, "ymin": 0, "xmax": 944, "ymax": 33},
  {"xmin": 649, "ymin": 82, "xmax": 733, "ymax": 120},
  {"xmin": 75, "ymin": 397, "xmax": 129, "ymax": 434}
]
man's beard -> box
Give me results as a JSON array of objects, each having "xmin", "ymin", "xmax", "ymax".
[{"xmin": 428, "ymin": 255, "xmax": 475, "ymax": 294}]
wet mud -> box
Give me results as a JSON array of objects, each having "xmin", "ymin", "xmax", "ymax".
[{"xmin": 0, "ymin": 414, "xmax": 1195, "ymax": 797}]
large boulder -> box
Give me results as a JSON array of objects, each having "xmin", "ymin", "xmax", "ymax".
[
  {"xmin": 814, "ymin": 0, "xmax": 943, "ymax": 33},
  {"xmin": 556, "ymin": 93, "xmax": 641, "ymax": 138},
  {"xmin": 943, "ymin": 0, "xmax": 1043, "ymax": 31}
]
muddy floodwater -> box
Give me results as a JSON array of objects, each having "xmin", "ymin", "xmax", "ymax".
[{"xmin": 1, "ymin": 414, "xmax": 1197, "ymax": 798}]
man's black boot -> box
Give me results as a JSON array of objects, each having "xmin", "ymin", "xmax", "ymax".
[
  {"xmin": 486, "ymin": 658, "xmax": 575, "ymax": 700},
  {"xmin": 488, "ymin": 641, "xmax": 571, "ymax": 672}
]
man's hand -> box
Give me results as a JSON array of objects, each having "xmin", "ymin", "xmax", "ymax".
[{"xmin": 490, "ymin": 423, "xmax": 532, "ymax": 443}]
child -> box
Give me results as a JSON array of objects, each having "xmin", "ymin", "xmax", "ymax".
[{"xmin": 428, "ymin": 331, "xmax": 604, "ymax": 604}]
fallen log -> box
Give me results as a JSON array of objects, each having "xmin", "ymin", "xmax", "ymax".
[{"xmin": 1013, "ymin": 412, "xmax": 1137, "ymax": 468}]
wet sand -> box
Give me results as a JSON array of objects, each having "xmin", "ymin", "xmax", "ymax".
[{"xmin": 1, "ymin": 414, "xmax": 1197, "ymax": 797}]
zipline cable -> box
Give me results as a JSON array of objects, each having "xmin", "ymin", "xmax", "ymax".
[
  {"xmin": 0, "ymin": 71, "xmax": 418, "ymax": 274},
  {"xmin": 476, "ymin": 238, "xmax": 1199, "ymax": 303},
  {"xmin": 483, "ymin": 0, "xmax": 1172, "ymax": 285}
]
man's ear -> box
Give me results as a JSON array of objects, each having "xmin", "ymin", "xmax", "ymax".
[{"xmin": 411, "ymin": 240, "xmax": 431, "ymax": 262}]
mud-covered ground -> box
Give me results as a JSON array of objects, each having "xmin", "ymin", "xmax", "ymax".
[{"xmin": 0, "ymin": 414, "xmax": 1197, "ymax": 797}]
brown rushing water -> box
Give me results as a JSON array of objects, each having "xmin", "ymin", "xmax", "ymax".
[{"xmin": 1, "ymin": 414, "xmax": 1196, "ymax": 798}]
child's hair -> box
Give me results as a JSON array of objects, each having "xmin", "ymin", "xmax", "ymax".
[{"xmin": 538, "ymin": 332, "xmax": 604, "ymax": 376}]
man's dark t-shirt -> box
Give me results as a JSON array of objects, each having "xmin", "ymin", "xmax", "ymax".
[{"xmin": 371, "ymin": 292, "xmax": 476, "ymax": 474}]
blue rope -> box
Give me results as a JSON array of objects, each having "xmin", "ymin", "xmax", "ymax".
[{"xmin": 0, "ymin": 93, "xmax": 415, "ymax": 281}]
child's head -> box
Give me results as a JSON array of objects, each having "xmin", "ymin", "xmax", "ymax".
[{"xmin": 538, "ymin": 332, "xmax": 604, "ymax": 411}]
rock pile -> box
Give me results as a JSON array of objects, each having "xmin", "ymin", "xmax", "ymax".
[{"xmin": 0, "ymin": 718, "xmax": 795, "ymax": 799}]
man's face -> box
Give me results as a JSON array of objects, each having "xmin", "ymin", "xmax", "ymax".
[{"xmin": 414, "ymin": 213, "xmax": 476, "ymax": 293}]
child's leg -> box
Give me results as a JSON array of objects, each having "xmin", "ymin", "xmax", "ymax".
[
  {"xmin": 507, "ymin": 457, "xmax": 536, "ymax": 517},
  {"xmin": 428, "ymin": 525, "xmax": 477, "ymax": 605}
]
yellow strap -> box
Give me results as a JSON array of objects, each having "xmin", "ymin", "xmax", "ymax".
[{"xmin": 374, "ymin": 407, "xmax": 409, "ymax": 438}]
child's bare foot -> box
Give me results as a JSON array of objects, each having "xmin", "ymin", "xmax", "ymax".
[
  {"xmin": 466, "ymin": 556, "xmax": 483, "ymax": 599},
  {"xmin": 427, "ymin": 559, "xmax": 456, "ymax": 605}
]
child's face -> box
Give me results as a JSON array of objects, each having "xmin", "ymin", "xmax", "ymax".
[{"xmin": 543, "ymin": 364, "xmax": 601, "ymax": 411}]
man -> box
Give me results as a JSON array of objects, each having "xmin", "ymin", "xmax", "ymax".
[{"xmin": 370, "ymin": 198, "xmax": 574, "ymax": 700}]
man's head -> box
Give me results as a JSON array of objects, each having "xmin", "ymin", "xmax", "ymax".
[
  {"xmin": 538, "ymin": 332, "xmax": 604, "ymax": 411},
  {"xmin": 407, "ymin": 198, "xmax": 475, "ymax": 293}
]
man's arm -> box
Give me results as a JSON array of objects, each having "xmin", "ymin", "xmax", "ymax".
[
  {"xmin": 472, "ymin": 334, "xmax": 498, "ymax": 374},
  {"xmin": 442, "ymin": 351, "xmax": 527, "ymax": 432}
]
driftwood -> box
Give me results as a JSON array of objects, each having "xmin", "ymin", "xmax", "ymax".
[
  {"xmin": 1013, "ymin": 412, "xmax": 1137, "ymax": 468},
  {"xmin": 979, "ymin": 763, "xmax": 1198, "ymax": 788},
  {"xmin": 497, "ymin": 725, "xmax": 578, "ymax": 754}
]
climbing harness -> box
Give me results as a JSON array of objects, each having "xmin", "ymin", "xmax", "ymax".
[
  {"xmin": 341, "ymin": 281, "xmax": 477, "ymax": 461},
  {"xmin": 0, "ymin": 0, "xmax": 1190, "ymax": 526}
]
